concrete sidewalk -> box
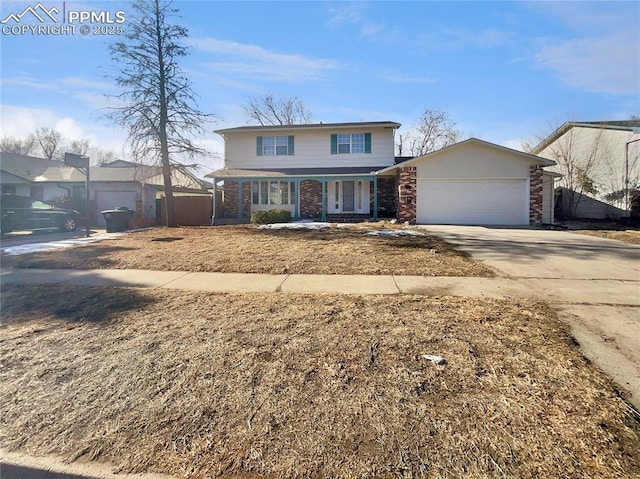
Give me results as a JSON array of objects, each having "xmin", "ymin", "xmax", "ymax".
[{"xmin": 2, "ymin": 267, "xmax": 639, "ymax": 305}]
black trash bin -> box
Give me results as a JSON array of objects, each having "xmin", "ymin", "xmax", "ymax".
[{"xmin": 102, "ymin": 206, "xmax": 135, "ymax": 233}]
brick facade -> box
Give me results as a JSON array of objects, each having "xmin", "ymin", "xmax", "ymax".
[
  {"xmin": 529, "ymin": 165, "xmax": 543, "ymax": 225},
  {"xmin": 222, "ymin": 180, "xmax": 251, "ymax": 219},
  {"xmin": 220, "ymin": 177, "xmax": 397, "ymax": 222},
  {"xmin": 396, "ymin": 166, "xmax": 417, "ymax": 223},
  {"xmin": 299, "ymin": 180, "xmax": 322, "ymax": 219},
  {"xmin": 376, "ymin": 176, "xmax": 397, "ymax": 218}
]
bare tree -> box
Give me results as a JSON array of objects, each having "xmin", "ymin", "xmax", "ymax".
[
  {"xmin": 65, "ymin": 139, "xmax": 117, "ymax": 166},
  {"xmin": 34, "ymin": 127, "xmax": 62, "ymax": 160},
  {"xmin": 243, "ymin": 93, "xmax": 312, "ymax": 126},
  {"xmin": 67, "ymin": 138, "xmax": 91, "ymax": 156},
  {"xmin": 95, "ymin": 150, "xmax": 119, "ymax": 166},
  {"xmin": 398, "ymin": 109, "xmax": 460, "ymax": 157},
  {"xmin": 108, "ymin": 0, "xmax": 212, "ymax": 226},
  {"xmin": 529, "ymin": 124, "xmax": 607, "ymax": 218},
  {"xmin": 0, "ymin": 135, "xmax": 36, "ymax": 155}
]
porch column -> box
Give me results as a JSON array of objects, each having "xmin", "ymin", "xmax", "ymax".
[
  {"xmin": 373, "ymin": 176, "xmax": 378, "ymax": 220},
  {"xmin": 238, "ymin": 180, "xmax": 243, "ymax": 220},
  {"xmin": 294, "ymin": 178, "xmax": 299, "ymax": 219},
  {"xmin": 321, "ymin": 178, "xmax": 327, "ymax": 222},
  {"xmin": 211, "ymin": 176, "xmax": 216, "ymax": 225}
]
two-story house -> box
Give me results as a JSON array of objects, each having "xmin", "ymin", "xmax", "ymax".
[
  {"xmin": 532, "ymin": 120, "xmax": 640, "ymax": 218},
  {"xmin": 208, "ymin": 122, "xmax": 401, "ymax": 223},
  {"xmin": 208, "ymin": 121, "xmax": 558, "ymax": 226}
]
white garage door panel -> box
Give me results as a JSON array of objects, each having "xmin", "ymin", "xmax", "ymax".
[
  {"xmin": 417, "ymin": 179, "xmax": 527, "ymax": 225},
  {"xmin": 96, "ymin": 191, "xmax": 137, "ymax": 226}
]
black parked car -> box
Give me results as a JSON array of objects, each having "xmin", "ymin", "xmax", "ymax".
[{"xmin": 0, "ymin": 194, "xmax": 80, "ymax": 234}]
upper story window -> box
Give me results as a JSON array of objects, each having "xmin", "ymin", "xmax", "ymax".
[
  {"xmin": 256, "ymin": 135, "xmax": 294, "ymax": 156},
  {"xmin": 331, "ymin": 133, "xmax": 371, "ymax": 154}
]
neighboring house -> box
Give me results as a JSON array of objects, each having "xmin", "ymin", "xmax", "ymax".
[
  {"xmin": 0, "ymin": 153, "xmax": 211, "ymax": 226},
  {"xmin": 532, "ymin": 120, "xmax": 640, "ymax": 216},
  {"xmin": 208, "ymin": 123, "xmax": 557, "ymax": 226}
]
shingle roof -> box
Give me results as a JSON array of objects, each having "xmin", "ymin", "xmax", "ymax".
[
  {"xmin": 0, "ymin": 152, "xmax": 64, "ymax": 180},
  {"xmin": 532, "ymin": 120, "xmax": 640, "ymax": 154},
  {"xmin": 1, "ymin": 153, "xmax": 211, "ymax": 189},
  {"xmin": 376, "ymin": 137, "xmax": 556, "ymax": 174},
  {"xmin": 31, "ymin": 166, "xmax": 158, "ymax": 182},
  {"xmin": 215, "ymin": 121, "xmax": 401, "ymax": 134},
  {"xmin": 206, "ymin": 167, "xmax": 382, "ymax": 178}
]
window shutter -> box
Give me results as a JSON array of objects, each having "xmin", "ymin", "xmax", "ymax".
[
  {"xmin": 331, "ymin": 134, "xmax": 337, "ymax": 154},
  {"xmin": 288, "ymin": 135, "xmax": 294, "ymax": 155},
  {"xmin": 364, "ymin": 133, "xmax": 372, "ymax": 153},
  {"xmin": 256, "ymin": 136, "xmax": 263, "ymax": 156}
]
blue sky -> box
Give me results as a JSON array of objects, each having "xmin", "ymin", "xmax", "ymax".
[{"xmin": 1, "ymin": 0, "xmax": 638, "ymax": 174}]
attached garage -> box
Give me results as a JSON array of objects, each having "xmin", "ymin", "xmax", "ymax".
[
  {"xmin": 95, "ymin": 190, "xmax": 137, "ymax": 226},
  {"xmin": 378, "ymin": 138, "xmax": 557, "ymax": 226},
  {"xmin": 417, "ymin": 178, "xmax": 528, "ymax": 225}
]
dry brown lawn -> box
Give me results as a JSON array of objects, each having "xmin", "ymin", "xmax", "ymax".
[
  {"xmin": 2, "ymin": 225, "xmax": 493, "ymax": 276},
  {"xmin": 571, "ymin": 229, "xmax": 640, "ymax": 245},
  {"xmin": 1, "ymin": 284, "xmax": 639, "ymax": 478}
]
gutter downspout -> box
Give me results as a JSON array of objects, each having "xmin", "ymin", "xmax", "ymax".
[{"xmin": 211, "ymin": 177, "xmax": 216, "ymax": 225}]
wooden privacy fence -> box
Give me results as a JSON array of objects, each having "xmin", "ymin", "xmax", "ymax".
[{"xmin": 157, "ymin": 195, "xmax": 213, "ymax": 226}]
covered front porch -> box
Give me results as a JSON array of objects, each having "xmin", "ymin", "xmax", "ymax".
[{"xmin": 206, "ymin": 168, "xmax": 397, "ymax": 224}]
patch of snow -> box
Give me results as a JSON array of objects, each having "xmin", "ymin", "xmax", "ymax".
[
  {"xmin": 257, "ymin": 222, "xmax": 331, "ymax": 230},
  {"xmin": 365, "ymin": 230, "xmax": 425, "ymax": 237},
  {"xmin": 1, "ymin": 233, "xmax": 125, "ymax": 256}
]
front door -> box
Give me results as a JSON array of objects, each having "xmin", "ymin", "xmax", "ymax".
[
  {"xmin": 327, "ymin": 180, "xmax": 369, "ymax": 214},
  {"xmin": 342, "ymin": 180, "xmax": 355, "ymax": 212}
]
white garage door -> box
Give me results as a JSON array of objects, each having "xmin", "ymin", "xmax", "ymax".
[
  {"xmin": 416, "ymin": 179, "xmax": 528, "ymax": 225},
  {"xmin": 96, "ymin": 191, "xmax": 137, "ymax": 226}
]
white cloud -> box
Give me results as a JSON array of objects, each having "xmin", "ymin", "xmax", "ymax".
[
  {"xmin": 422, "ymin": 27, "xmax": 513, "ymax": 50},
  {"xmin": 326, "ymin": 3, "xmax": 368, "ymax": 26},
  {"xmin": 0, "ymin": 105, "xmax": 59, "ymax": 136},
  {"xmin": 2, "ymin": 75, "xmax": 118, "ymax": 112},
  {"xmin": 54, "ymin": 117, "xmax": 92, "ymax": 142},
  {"xmin": 72, "ymin": 91, "xmax": 125, "ymax": 111},
  {"xmin": 189, "ymin": 37, "xmax": 342, "ymax": 83},
  {"xmin": 525, "ymin": 2, "xmax": 639, "ymax": 96},
  {"xmin": 326, "ymin": 3, "xmax": 384, "ymax": 40},
  {"xmin": 533, "ymin": 30, "xmax": 639, "ymax": 96},
  {"xmin": 1, "ymin": 77, "xmax": 55, "ymax": 90},
  {"xmin": 0, "ymin": 105, "xmax": 127, "ymax": 155},
  {"xmin": 191, "ymin": 136, "xmax": 225, "ymax": 173}
]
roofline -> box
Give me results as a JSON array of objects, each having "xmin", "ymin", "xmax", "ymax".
[
  {"xmin": 543, "ymin": 170, "xmax": 563, "ymax": 178},
  {"xmin": 215, "ymin": 121, "xmax": 401, "ymax": 134},
  {"xmin": 205, "ymin": 168, "xmax": 381, "ymax": 179},
  {"xmin": 375, "ymin": 137, "xmax": 555, "ymax": 175},
  {"xmin": 532, "ymin": 121, "xmax": 640, "ymax": 154}
]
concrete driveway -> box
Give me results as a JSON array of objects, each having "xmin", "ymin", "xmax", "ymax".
[{"xmin": 419, "ymin": 225, "xmax": 640, "ymax": 407}]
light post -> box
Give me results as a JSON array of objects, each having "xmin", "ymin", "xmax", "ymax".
[
  {"xmin": 625, "ymin": 135, "xmax": 640, "ymax": 212},
  {"xmin": 64, "ymin": 153, "xmax": 91, "ymax": 237}
]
